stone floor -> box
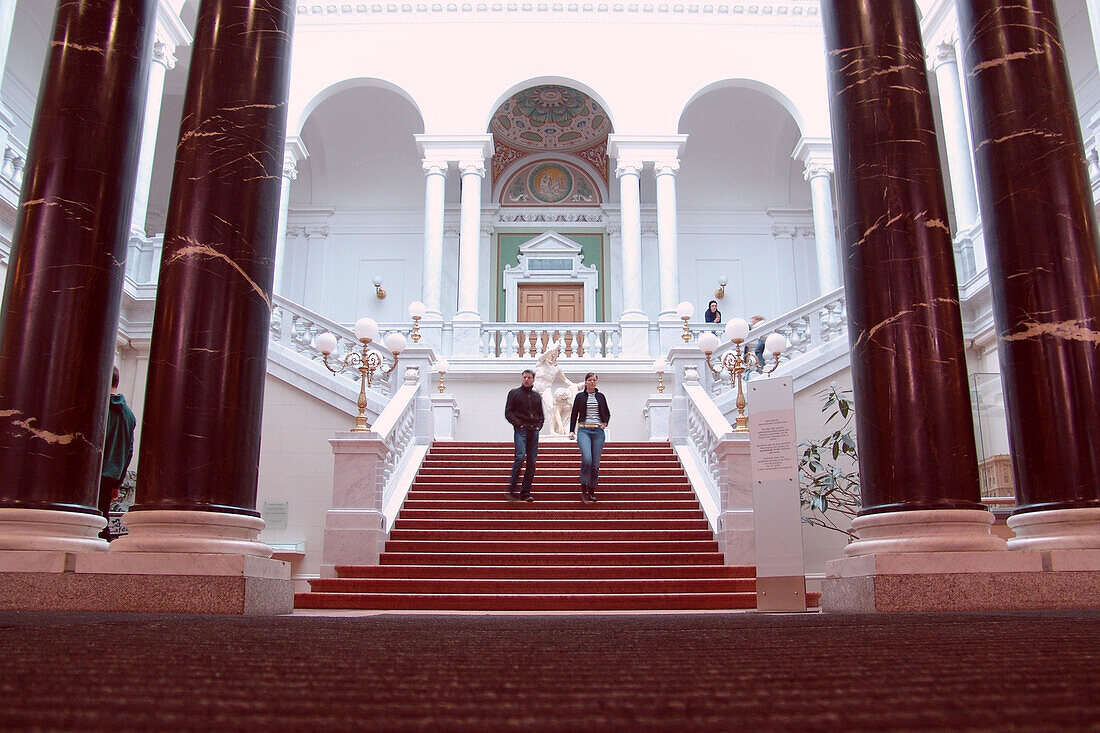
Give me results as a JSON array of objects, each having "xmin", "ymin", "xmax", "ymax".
[{"xmin": 2, "ymin": 609, "xmax": 1098, "ymax": 730}]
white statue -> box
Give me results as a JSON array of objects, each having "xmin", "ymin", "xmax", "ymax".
[
  {"xmin": 532, "ymin": 340, "xmax": 580, "ymax": 434},
  {"xmin": 553, "ymin": 387, "xmax": 573, "ymax": 436}
]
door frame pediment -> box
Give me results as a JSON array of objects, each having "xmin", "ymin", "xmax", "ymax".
[{"xmin": 502, "ymin": 231, "xmax": 599, "ymax": 321}]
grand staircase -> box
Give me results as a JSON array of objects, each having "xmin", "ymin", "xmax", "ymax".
[{"xmin": 296, "ymin": 441, "xmax": 763, "ymax": 611}]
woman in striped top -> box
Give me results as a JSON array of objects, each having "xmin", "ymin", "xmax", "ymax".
[{"xmin": 568, "ymin": 373, "xmax": 611, "ymax": 505}]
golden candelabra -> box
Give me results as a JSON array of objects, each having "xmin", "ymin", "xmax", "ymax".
[
  {"xmin": 700, "ymin": 325, "xmax": 783, "ymax": 433},
  {"xmin": 316, "ymin": 319, "xmax": 403, "ymax": 432}
]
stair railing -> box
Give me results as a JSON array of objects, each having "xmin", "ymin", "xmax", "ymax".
[
  {"xmin": 371, "ymin": 366, "xmax": 422, "ymax": 525},
  {"xmin": 270, "ymin": 295, "xmax": 403, "ymax": 394},
  {"xmin": 708, "ymin": 288, "xmax": 847, "ymax": 398}
]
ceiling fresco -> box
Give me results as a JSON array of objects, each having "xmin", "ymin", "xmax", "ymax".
[{"xmin": 490, "ymin": 85, "xmax": 611, "ymax": 152}]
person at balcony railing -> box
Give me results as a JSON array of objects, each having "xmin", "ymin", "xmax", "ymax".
[
  {"xmin": 505, "ymin": 369, "xmax": 544, "ymax": 502},
  {"xmin": 704, "ymin": 300, "xmax": 722, "ymax": 323},
  {"xmin": 568, "ymin": 373, "xmax": 611, "ymax": 505},
  {"xmin": 533, "ymin": 340, "xmax": 580, "ymax": 434}
]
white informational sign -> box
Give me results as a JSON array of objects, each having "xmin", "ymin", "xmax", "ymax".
[{"xmin": 748, "ymin": 377, "xmax": 805, "ymax": 582}]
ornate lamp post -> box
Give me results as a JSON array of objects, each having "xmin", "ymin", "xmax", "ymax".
[
  {"xmin": 408, "ymin": 300, "xmax": 426, "ymax": 343},
  {"xmin": 676, "ymin": 300, "xmax": 694, "ymax": 343},
  {"xmin": 315, "ymin": 317, "xmax": 407, "ymax": 432},
  {"xmin": 652, "ymin": 357, "xmax": 668, "ymax": 394},
  {"xmin": 698, "ymin": 318, "xmax": 786, "ymax": 433}
]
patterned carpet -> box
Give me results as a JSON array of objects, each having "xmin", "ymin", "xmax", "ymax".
[{"xmin": 1, "ymin": 610, "xmax": 1098, "ymax": 730}]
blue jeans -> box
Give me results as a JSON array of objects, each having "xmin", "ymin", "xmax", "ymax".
[
  {"xmin": 510, "ymin": 426, "xmax": 539, "ymax": 495},
  {"xmin": 576, "ymin": 426, "xmax": 605, "ymax": 489}
]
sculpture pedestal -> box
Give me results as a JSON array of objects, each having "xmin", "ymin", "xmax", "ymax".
[
  {"xmin": 822, "ymin": 550, "xmax": 1100, "ymax": 613},
  {"xmin": 0, "ymin": 550, "xmax": 292, "ymax": 615}
]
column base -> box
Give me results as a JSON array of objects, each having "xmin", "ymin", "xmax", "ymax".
[
  {"xmin": 0, "ymin": 550, "xmax": 292, "ymax": 615},
  {"xmin": 1007, "ymin": 507, "xmax": 1100, "ymax": 551},
  {"xmin": 844, "ymin": 509, "xmax": 1007, "ymax": 556},
  {"xmin": 0, "ymin": 508, "xmax": 107, "ymax": 553},
  {"xmin": 822, "ymin": 549, "xmax": 1100, "ymax": 613},
  {"xmin": 110, "ymin": 510, "xmax": 272, "ymax": 557}
]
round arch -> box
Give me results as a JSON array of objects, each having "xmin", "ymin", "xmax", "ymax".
[
  {"xmin": 292, "ymin": 77, "xmax": 425, "ymax": 138},
  {"xmin": 485, "ymin": 76, "xmax": 616, "ymax": 135},
  {"xmin": 680, "ymin": 78, "xmax": 806, "ymax": 135}
]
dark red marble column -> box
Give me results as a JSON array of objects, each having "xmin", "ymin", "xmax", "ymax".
[
  {"xmin": 0, "ymin": 1, "xmax": 156, "ymax": 513},
  {"xmin": 821, "ymin": 0, "xmax": 984, "ymax": 514},
  {"xmin": 133, "ymin": 0, "xmax": 294, "ymax": 516},
  {"xmin": 958, "ymin": 0, "xmax": 1100, "ymax": 514}
]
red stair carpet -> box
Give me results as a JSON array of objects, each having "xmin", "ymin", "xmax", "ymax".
[{"xmin": 297, "ymin": 441, "xmax": 767, "ymax": 611}]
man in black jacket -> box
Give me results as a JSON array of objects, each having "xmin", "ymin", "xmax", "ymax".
[{"xmin": 504, "ymin": 369, "xmax": 544, "ymax": 501}]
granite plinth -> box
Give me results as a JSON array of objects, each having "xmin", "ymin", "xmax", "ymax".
[
  {"xmin": 0, "ymin": 550, "xmax": 292, "ymax": 615},
  {"xmin": 821, "ymin": 550, "xmax": 1100, "ymax": 613}
]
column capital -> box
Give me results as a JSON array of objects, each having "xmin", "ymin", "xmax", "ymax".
[
  {"xmin": 282, "ymin": 137, "xmax": 308, "ymax": 181},
  {"xmin": 654, "ymin": 160, "xmax": 680, "ymax": 177},
  {"xmin": 930, "ymin": 39, "xmax": 959, "ymax": 71},
  {"xmin": 459, "ymin": 160, "xmax": 486, "ymax": 178},
  {"xmin": 615, "ymin": 161, "xmax": 643, "ymax": 178},
  {"xmin": 422, "ymin": 160, "xmax": 448, "ymax": 177},
  {"xmin": 151, "ymin": 37, "xmax": 177, "ymax": 70},
  {"xmin": 772, "ymin": 224, "xmax": 798, "ymax": 239},
  {"xmin": 282, "ymin": 158, "xmax": 298, "ymax": 181},
  {"xmin": 803, "ymin": 160, "xmax": 833, "ymax": 181}
]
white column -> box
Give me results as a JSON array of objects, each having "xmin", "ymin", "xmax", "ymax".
[
  {"xmin": 932, "ymin": 41, "xmax": 981, "ymax": 232},
  {"xmin": 772, "ymin": 225, "xmax": 799, "ymax": 313},
  {"xmin": 455, "ymin": 160, "xmax": 485, "ymax": 320},
  {"xmin": 654, "ymin": 160, "xmax": 681, "ymax": 319},
  {"xmin": 302, "ymin": 226, "xmax": 328, "ymax": 311},
  {"xmin": 421, "ymin": 160, "xmax": 447, "ymax": 319},
  {"xmin": 616, "ymin": 160, "xmax": 645, "ymax": 318},
  {"xmin": 804, "ymin": 162, "xmax": 842, "ymax": 294},
  {"xmin": 130, "ymin": 37, "xmax": 176, "ymax": 236},
  {"xmin": 272, "ymin": 151, "xmax": 299, "ymax": 297}
]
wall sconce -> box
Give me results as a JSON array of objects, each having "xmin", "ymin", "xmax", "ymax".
[
  {"xmin": 373, "ymin": 276, "xmax": 387, "ymax": 300},
  {"xmin": 714, "ymin": 275, "xmax": 728, "ymax": 300}
]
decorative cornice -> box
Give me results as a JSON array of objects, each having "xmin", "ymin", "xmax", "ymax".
[
  {"xmin": 495, "ymin": 210, "xmax": 605, "ymax": 224},
  {"xmin": 295, "ymin": 2, "xmax": 821, "ymax": 26}
]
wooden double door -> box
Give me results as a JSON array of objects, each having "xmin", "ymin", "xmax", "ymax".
[{"xmin": 518, "ymin": 283, "xmax": 583, "ymax": 322}]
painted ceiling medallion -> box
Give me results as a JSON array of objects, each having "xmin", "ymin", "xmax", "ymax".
[{"xmin": 491, "ymin": 84, "xmax": 611, "ymax": 152}]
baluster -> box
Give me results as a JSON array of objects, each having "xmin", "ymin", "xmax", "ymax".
[
  {"xmin": 12, "ymin": 156, "xmax": 24, "ymax": 186},
  {"xmin": 1, "ymin": 147, "xmax": 14, "ymax": 180}
]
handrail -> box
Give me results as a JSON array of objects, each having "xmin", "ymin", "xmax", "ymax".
[
  {"xmin": 270, "ymin": 295, "xmax": 405, "ymax": 393},
  {"xmin": 372, "ymin": 367, "xmax": 427, "ymax": 528}
]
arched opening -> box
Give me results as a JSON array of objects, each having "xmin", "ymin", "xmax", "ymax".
[{"xmin": 677, "ymin": 83, "xmax": 816, "ymax": 320}]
